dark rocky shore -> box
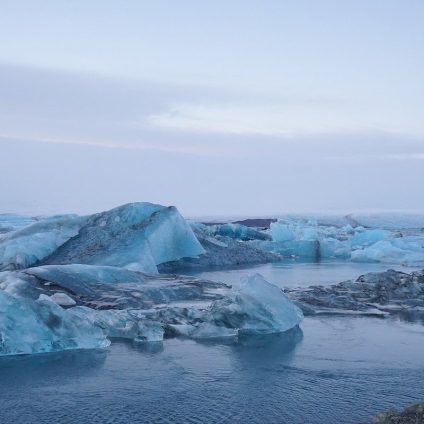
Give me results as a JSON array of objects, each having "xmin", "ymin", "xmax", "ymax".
[{"xmin": 371, "ymin": 402, "xmax": 424, "ymax": 423}]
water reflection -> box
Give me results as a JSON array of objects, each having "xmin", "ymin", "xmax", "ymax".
[
  {"xmin": 194, "ymin": 326, "xmax": 303, "ymax": 365},
  {"xmin": 130, "ymin": 340, "xmax": 164, "ymax": 354},
  {"xmin": 231, "ymin": 326, "xmax": 303, "ymax": 368},
  {"xmin": 392, "ymin": 311, "xmax": 424, "ymax": 326},
  {"xmin": 237, "ymin": 325, "xmax": 303, "ymax": 349},
  {"xmin": 187, "ymin": 260, "xmax": 421, "ymax": 288}
]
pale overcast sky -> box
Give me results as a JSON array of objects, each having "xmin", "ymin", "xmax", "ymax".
[{"xmin": 0, "ymin": 0, "xmax": 423, "ymax": 216}]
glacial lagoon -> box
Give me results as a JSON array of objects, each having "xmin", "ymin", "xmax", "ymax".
[{"xmin": 1, "ymin": 207, "xmax": 424, "ymax": 423}]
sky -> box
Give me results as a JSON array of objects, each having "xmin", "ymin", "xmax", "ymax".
[{"xmin": 0, "ymin": 0, "xmax": 423, "ymax": 217}]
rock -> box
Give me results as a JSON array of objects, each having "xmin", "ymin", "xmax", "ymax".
[{"xmin": 372, "ymin": 402, "xmax": 424, "ymax": 423}]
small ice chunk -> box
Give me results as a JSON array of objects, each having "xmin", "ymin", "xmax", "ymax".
[
  {"xmin": 37, "ymin": 292, "xmax": 76, "ymax": 307},
  {"xmin": 49, "ymin": 292, "xmax": 76, "ymax": 306}
]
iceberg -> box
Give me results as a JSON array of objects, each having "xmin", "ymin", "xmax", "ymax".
[
  {"xmin": 350, "ymin": 229, "xmax": 390, "ymax": 247},
  {"xmin": 127, "ymin": 273, "xmax": 303, "ymax": 340},
  {"xmin": 0, "ymin": 215, "xmax": 84, "ymax": 271},
  {"xmin": 269, "ymin": 222, "xmax": 295, "ymax": 242},
  {"xmin": 354, "ymin": 236, "xmax": 424, "ymax": 265},
  {"xmin": 159, "ymin": 222, "xmax": 280, "ymax": 272},
  {"xmin": 0, "ymin": 203, "xmax": 205, "ymax": 273},
  {"xmin": 0, "ymin": 290, "xmax": 110, "ymax": 356},
  {"xmin": 42, "ymin": 203, "xmax": 205, "ymax": 273},
  {"xmin": 210, "ymin": 274, "xmax": 303, "ymax": 335}
]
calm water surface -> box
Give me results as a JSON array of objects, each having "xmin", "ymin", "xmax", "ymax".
[{"xmin": 185, "ymin": 260, "xmax": 421, "ymax": 288}]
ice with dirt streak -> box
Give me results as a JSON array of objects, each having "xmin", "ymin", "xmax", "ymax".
[{"xmin": 0, "ymin": 203, "xmax": 204, "ymax": 273}]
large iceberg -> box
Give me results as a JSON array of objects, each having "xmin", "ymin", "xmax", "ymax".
[
  {"xmin": 0, "ymin": 203, "xmax": 205, "ymax": 273},
  {"xmin": 42, "ymin": 203, "xmax": 205, "ymax": 273}
]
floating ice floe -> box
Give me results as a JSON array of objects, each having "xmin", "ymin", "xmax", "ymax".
[
  {"xmin": 208, "ymin": 273, "xmax": 303, "ymax": 336},
  {"xmin": 68, "ymin": 273, "xmax": 303, "ymax": 341},
  {"xmin": 0, "ymin": 266, "xmax": 303, "ymax": 354},
  {"xmin": 286, "ymin": 269, "xmax": 424, "ymax": 317}
]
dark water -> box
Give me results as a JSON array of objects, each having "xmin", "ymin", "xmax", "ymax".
[{"xmin": 1, "ymin": 316, "xmax": 424, "ymax": 424}]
